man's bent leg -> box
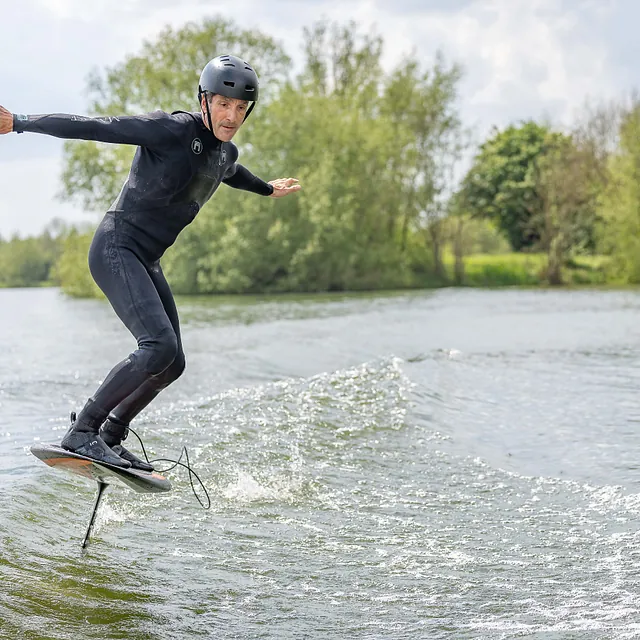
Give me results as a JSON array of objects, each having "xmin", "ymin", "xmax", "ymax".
[
  {"xmin": 62, "ymin": 223, "xmax": 178, "ymax": 467},
  {"xmin": 100, "ymin": 355, "xmax": 185, "ymax": 470},
  {"xmin": 100, "ymin": 261, "xmax": 186, "ymax": 470}
]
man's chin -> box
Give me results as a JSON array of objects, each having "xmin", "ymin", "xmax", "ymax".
[{"xmin": 215, "ymin": 127, "xmax": 236, "ymax": 141}]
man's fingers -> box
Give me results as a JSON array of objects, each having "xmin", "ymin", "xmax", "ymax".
[
  {"xmin": 0, "ymin": 106, "xmax": 14, "ymax": 135},
  {"xmin": 269, "ymin": 177, "xmax": 301, "ymax": 197}
]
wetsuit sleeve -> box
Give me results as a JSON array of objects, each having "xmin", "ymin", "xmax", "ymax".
[
  {"xmin": 223, "ymin": 164, "xmax": 274, "ymax": 196},
  {"xmin": 11, "ymin": 112, "xmax": 178, "ymax": 149}
]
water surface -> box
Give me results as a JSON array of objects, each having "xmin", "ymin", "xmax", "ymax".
[{"xmin": 1, "ymin": 287, "xmax": 640, "ymax": 639}]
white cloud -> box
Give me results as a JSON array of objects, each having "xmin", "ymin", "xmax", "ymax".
[
  {"xmin": 457, "ymin": 0, "xmax": 614, "ymax": 114},
  {"xmin": 341, "ymin": 0, "xmax": 617, "ymax": 133}
]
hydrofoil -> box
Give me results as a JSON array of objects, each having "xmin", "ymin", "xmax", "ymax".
[{"xmin": 31, "ymin": 443, "xmax": 171, "ymax": 548}]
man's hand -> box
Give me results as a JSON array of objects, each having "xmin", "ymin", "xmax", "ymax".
[
  {"xmin": 0, "ymin": 106, "xmax": 13, "ymax": 134},
  {"xmin": 269, "ymin": 177, "xmax": 301, "ymax": 198}
]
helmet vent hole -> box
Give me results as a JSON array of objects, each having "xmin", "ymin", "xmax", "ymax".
[{"xmin": 223, "ymin": 81, "xmax": 236, "ymax": 87}]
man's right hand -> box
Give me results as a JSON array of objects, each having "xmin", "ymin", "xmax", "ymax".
[{"xmin": 0, "ymin": 106, "xmax": 14, "ymax": 134}]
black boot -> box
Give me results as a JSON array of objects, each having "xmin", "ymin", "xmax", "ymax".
[
  {"xmin": 100, "ymin": 416, "xmax": 154, "ymax": 472},
  {"xmin": 61, "ymin": 412, "xmax": 131, "ymax": 468}
]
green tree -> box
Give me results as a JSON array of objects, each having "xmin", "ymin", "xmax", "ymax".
[
  {"xmin": 57, "ymin": 18, "xmax": 465, "ymax": 295},
  {"xmin": 0, "ymin": 221, "xmax": 69, "ymax": 288},
  {"xmin": 53, "ymin": 230, "xmax": 102, "ymax": 297},
  {"xmin": 461, "ymin": 121, "xmax": 560, "ymax": 251},
  {"xmin": 0, "ymin": 237, "xmax": 49, "ymax": 286},
  {"xmin": 380, "ymin": 52, "xmax": 465, "ymax": 280},
  {"xmin": 598, "ymin": 106, "xmax": 640, "ymax": 282},
  {"xmin": 534, "ymin": 135, "xmax": 603, "ymax": 284},
  {"xmin": 162, "ymin": 21, "xmax": 465, "ymax": 293}
]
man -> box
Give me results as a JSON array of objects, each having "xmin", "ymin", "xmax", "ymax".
[{"xmin": 0, "ymin": 54, "xmax": 301, "ymax": 471}]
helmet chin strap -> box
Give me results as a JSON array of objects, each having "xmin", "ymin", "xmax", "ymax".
[{"xmin": 198, "ymin": 89, "xmax": 215, "ymax": 133}]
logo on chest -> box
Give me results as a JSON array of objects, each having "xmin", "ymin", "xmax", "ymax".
[
  {"xmin": 219, "ymin": 148, "xmax": 227, "ymax": 166},
  {"xmin": 191, "ymin": 138, "xmax": 203, "ymax": 155}
]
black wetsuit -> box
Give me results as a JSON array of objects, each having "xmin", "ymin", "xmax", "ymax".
[{"xmin": 14, "ymin": 110, "xmax": 273, "ymax": 429}]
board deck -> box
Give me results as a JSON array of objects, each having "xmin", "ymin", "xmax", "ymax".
[{"xmin": 30, "ymin": 443, "xmax": 172, "ymax": 494}]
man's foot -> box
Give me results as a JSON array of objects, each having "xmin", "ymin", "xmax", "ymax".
[
  {"xmin": 107, "ymin": 443, "xmax": 155, "ymax": 472},
  {"xmin": 100, "ymin": 417, "xmax": 154, "ymax": 472},
  {"xmin": 61, "ymin": 413, "xmax": 131, "ymax": 468}
]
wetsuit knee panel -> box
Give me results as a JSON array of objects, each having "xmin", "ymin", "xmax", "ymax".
[
  {"xmin": 140, "ymin": 327, "xmax": 179, "ymax": 375},
  {"xmin": 151, "ymin": 350, "xmax": 186, "ymax": 385},
  {"xmin": 169, "ymin": 351, "xmax": 186, "ymax": 381}
]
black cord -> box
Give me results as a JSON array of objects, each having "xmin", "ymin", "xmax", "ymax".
[{"xmin": 128, "ymin": 426, "xmax": 211, "ymax": 509}]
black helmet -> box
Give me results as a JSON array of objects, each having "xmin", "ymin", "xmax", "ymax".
[{"xmin": 198, "ymin": 55, "xmax": 259, "ymax": 111}]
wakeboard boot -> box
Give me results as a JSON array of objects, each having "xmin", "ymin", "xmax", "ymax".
[
  {"xmin": 100, "ymin": 416, "xmax": 154, "ymax": 472},
  {"xmin": 61, "ymin": 412, "xmax": 131, "ymax": 468}
]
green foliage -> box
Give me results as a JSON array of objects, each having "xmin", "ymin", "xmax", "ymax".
[
  {"xmin": 461, "ymin": 122, "xmax": 565, "ymax": 250},
  {"xmin": 440, "ymin": 216, "xmax": 511, "ymax": 255},
  {"xmin": 0, "ymin": 237, "xmax": 50, "ymax": 287},
  {"xmin": 53, "ymin": 230, "xmax": 103, "ymax": 298},
  {"xmin": 562, "ymin": 255, "xmax": 610, "ymax": 285},
  {"xmin": 446, "ymin": 252, "xmax": 543, "ymax": 286},
  {"xmin": 28, "ymin": 18, "xmax": 623, "ymax": 295},
  {"xmin": 57, "ymin": 17, "xmax": 465, "ymax": 295},
  {"xmin": 533, "ymin": 134, "xmax": 604, "ymax": 284},
  {"xmin": 4, "ymin": 20, "xmax": 631, "ymax": 294},
  {"xmin": 597, "ymin": 106, "xmax": 640, "ymax": 283},
  {"xmin": 442, "ymin": 252, "xmax": 608, "ymax": 287},
  {"xmin": 0, "ymin": 220, "xmax": 69, "ymax": 288}
]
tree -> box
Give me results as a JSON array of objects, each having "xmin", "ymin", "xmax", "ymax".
[
  {"xmin": 534, "ymin": 135, "xmax": 603, "ymax": 284},
  {"xmin": 598, "ymin": 105, "xmax": 640, "ymax": 282},
  {"xmin": 53, "ymin": 230, "xmax": 103, "ymax": 297},
  {"xmin": 56, "ymin": 18, "xmax": 466, "ymax": 295},
  {"xmin": 460, "ymin": 121, "xmax": 557, "ymax": 251},
  {"xmin": 380, "ymin": 52, "xmax": 466, "ymax": 281},
  {"xmin": 0, "ymin": 227, "xmax": 68, "ymax": 288}
]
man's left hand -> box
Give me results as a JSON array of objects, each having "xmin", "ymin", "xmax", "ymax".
[
  {"xmin": 0, "ymin": 106, "xmax": 14, "ymax": 135},
  {"xmin": 269, "ymin": 177, "xmax": 301, "ymax": 198}
]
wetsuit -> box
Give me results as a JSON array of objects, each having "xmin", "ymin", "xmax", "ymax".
[{"xmin": 14, "ymin": 110, "xmax": 273, "ymax": 433}]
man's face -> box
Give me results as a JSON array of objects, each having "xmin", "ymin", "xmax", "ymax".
[{"xmin": 201, "ymin": 94, "xmax": 249, "ymax": 141}]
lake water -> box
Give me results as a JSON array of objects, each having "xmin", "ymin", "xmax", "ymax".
[{"xmin": 1, "ymin": 286, "xmax": 640, "ymax": 639}]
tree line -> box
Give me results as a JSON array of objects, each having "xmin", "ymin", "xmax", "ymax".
[
  {"xmin": 0, "ymin": 219, "xmax": 70, "ymax": 288},
  {"xmin": 5, "ymin": 18, "xmax": 640, "ymax": 294}
]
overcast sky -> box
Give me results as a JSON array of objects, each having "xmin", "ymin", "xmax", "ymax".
[{"xmin": 0, "ymin": 0, "xmax": 635, "ymax": 237}]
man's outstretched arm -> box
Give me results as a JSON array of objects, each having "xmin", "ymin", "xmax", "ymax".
[
  {"xmin": 223, "ymin": 163, "xmax": 301, "ymax": 198},
  {"xmin": 0, "ymin": 104, "xmax": 177, "ymax": 149}
]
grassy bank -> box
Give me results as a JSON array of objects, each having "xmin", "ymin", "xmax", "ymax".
[
  {"xmin": 443, "ymin": 253, "xmax": 611, "ymax": 287},
  {"xmin": 0, "ymin": 250, "xmax": 615, "ymax": 293}
]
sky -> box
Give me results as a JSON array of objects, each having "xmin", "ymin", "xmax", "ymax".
[{"xmin": 0, "ymin": 0, "xmax": 636, "ymax": 237}]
